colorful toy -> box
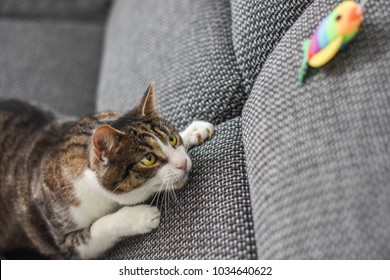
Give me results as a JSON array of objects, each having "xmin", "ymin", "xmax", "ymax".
[{"xmin": 299, "ymin": 0, "xmax": 365, "ymax": 83}]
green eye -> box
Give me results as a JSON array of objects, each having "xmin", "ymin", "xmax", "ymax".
[
  {"xmin": 141, "ymin": 153, "xmax": 156, "ymax": 166},
  {"xmin": 169, "ymin": 134, "xmax": 177, "ymax": 147}
]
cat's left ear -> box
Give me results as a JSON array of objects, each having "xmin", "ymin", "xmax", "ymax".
[
  {"xmin": 92, "ymin": 125, "xmax": 125, "ymax": 164},
  {"xmin": 138, "ymin": 82, "xmax": 158, "ymax": 117}
]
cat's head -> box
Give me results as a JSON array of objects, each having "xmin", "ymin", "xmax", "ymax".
[{"xmin": 90, "ymin": 83, "xmax": 191, "ymax": 204}]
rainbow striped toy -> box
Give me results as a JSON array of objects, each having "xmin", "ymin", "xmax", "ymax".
[{"xmin": 299, "ymin": 1, "xmax": 364, "ymax": 83}]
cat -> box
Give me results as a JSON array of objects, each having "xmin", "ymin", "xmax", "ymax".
[{"xmin": 0, "ymin": 83, "xmax": 214, "ymax": 259}]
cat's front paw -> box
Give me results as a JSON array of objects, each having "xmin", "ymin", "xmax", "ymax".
[
  {"xmin": 77, "ymin": 205, "xmax": 160, "ymax": 259},
  {"xmin": 180, "ymin": 121, "xmax": 214, "ymax": 149},
  {"xmin": 117, "ymin": 205, "xmax": 160, "ymax": 235}
]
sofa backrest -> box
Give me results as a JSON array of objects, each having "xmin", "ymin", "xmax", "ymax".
[
  {"xmin": 97, "ymin": 0, "xmax": 246, "ymax": 130},
  {"xmin": 243, "ymin": 0, "xmax": 390, "ymax": 259},
  {"xmin": 0, "ymin": 0, "xmax": 108, "ymax": 21},
  {"xmin": 231, "ymin": 0, "xmax": 313, "ymax": 93}
]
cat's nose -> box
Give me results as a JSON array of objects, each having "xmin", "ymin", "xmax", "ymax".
[{"xmin": 175, "ymin": 159, "xmax": 187, "ymax": 171}]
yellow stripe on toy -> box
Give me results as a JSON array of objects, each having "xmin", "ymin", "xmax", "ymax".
[
  {"xmin": 299, "ymin": 0, "xmax": 365, "ymax": 83},
  {"xmin": 308, "ymin": 36, "xmax": 343, "ymax": 68}
]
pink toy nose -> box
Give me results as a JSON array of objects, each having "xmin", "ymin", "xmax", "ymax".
[
  {"xmin": 175, "ymin": 159, "xmax": 187, "ymax": 171},
  {"xmin": 350, "ymin": 5, "xmax": 363, "ymax": 21}
]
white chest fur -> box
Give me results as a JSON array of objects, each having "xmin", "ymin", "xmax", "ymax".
[{"xmin": 70, "ymin": 169, "xmax": 119, "ymax": 229}]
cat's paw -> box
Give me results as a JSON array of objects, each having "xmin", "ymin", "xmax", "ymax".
[
  {"xmin": 77, "ymin": 205, "xmax": 160, "ymax": 259},
  {"xmin": 180, "ymin": 121, "xmax": 214, "ymax": 149},
  {"xmin": 116, "ymin": 205, "xmax": 160, "ymax": 235}
]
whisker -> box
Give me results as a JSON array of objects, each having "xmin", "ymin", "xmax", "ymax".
[
  {"xmin": 166, "ymin": 189, "xmax": 174, "ymax": 206},
  {"xmin": 139, "ymin": 182, "xmax": 157, "ymax": 201},
  {"xmin": 155, "ymin": 183, "xmax": 165, "ymax": 207},
  {"xmin": 154, "ymin": 190, "xmax": 161, "ymax": 208},
  {"xmin": 159, "ymin": 182, "xmax": 166, "ymax": 211},
  {"xmin": 164, "ymin": 187, "xmax": 168, "ymax": 214},
  {"xmin": 170, "ymin": 188, "xmax": 180, "ymax": 204},
  {"xmin": 150, "ymin": 169, "xmax": 183, "ymax": 210},
  {"xmin": 160, "ymin": 178, "xmax": 169, "ymax": 211},
  {"xmin": 111, "ymin": 184, "xmax": 122, "ymax": 194},
  {"xmin": 150, "ymin": 192, "xmax": 158, "ymax": 207},
  {"xmin": 150, "ymin": 183, "xmax": 164, "ymax": 206},
  {"xmin": 161, "ymin": 177, "xmax": 170, "ymax": 213}
]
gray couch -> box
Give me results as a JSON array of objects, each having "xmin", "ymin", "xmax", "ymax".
[{"xmin": 1, "ymin": 0, "xmax": 389, "ymax": 259}]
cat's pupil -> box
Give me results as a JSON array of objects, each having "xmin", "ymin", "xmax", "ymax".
[{"xmin": 146, "ymin": 153, "xmax": 152, "ymax": 160}]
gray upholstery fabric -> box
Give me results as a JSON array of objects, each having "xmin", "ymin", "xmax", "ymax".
[
  {"xmin": 97, "ymin": 0, "xmax": 245, "ymax": 130},
  {"xmin": 0, "ymin": 0, "xmax": 109, "ymax": 20},
  {"xmin": 3, "ymin": 0, "xmax": 388, "ymax": 260},
  {"xmin": 104, "ymin": 118, "xmax": 257, "ymax": 259},
  {"xmin": 243, "ymin": 0, "xmax": 390, "ymax": 259},
  {"xmin": 0, "ymin": 19, "xmax": 104, "ymax": 117},
  {"xmin": 231, "ymin": 0, "xmax": 314, "ymax": 93}
]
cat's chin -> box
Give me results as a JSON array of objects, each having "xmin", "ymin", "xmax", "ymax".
[{"xmin": 173, "ymin": 174, "xmax": 189, "ymax": 190}]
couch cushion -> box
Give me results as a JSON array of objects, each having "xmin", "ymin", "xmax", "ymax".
[
  {"xmin": 97, "ymin": 0, "xmax": 245, "ymax": 130},
  {"xmin": 231, "ymin": 0, "xmax": 314, "ymax": 93},
  {"xmin": 242, "ymin": 0, "xmax": 390, "ymax": 259},
  {"xmin": 0, "ymin": 19, "xmax": 104, "ymax": 117},
  {"xmin": 0, "ymin": 0, "xmax": 109, "ymax": 21},
  {"xmin": 104, "ymin": 118, "xmax": 257, "ymax": 259}
]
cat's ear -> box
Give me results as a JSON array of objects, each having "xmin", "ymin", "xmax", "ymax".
[
  {"xmin": 92, "ymin": 125, "xmax": 125, "ymax": 163},
  {"xmin": 138, "ymin": 82, "xmax": 158, "ymax": 117}
]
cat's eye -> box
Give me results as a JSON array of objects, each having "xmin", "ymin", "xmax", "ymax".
[
  {"xmin": 141, "ymin": 153, "xmax": 156, "ymax": 166},
  {"xmin": 169, "ymin": 134, "xmax": 177, "ymax": 147}
]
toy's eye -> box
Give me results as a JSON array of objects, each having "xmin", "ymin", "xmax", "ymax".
[
  {"xmin": 141, "ymin": 153, "xmax": 156, "ymax": 166},
  {"xmin": 336, "ymin": 15, "xmax": 342, "ymax": 21},
  {"xmin": 169, "ymin": 134, "xmax": 177, "ymax": 147}
]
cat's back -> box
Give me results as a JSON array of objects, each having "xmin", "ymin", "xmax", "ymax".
[
  {"xmin": 0, "ymin": 99, "xmax": 55, "ymax": 133},
  {"xmin": 0, "ymin": 100, "xmax": 58, "ymax": 257},
  {"xmin": 0, "ymin": 100, "xmax": 77, "ymax": 258},
  {"xmin": 0, "ymin": 99, "xmax": 57, "ymax": 155}
]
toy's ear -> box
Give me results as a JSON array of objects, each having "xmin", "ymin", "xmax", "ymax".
[
  {"xmin": 92, "ymin": 124, "xmax": 125, "ymax": 164},
  {"xmin": 137, "ymin": 82, "xmax": 158, "ymax": 117}
]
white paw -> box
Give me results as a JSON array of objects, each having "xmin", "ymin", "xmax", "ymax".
[
  {"xmin": 79, "ymin": 205, "xmax": 160, "ymax": 258},
  {"xmin": 180, "ymin": 121, "xmax": 214, "ymax": 149},
  {"xmin": 116, "ymin": 205, "xmax": 160, "ymax": 235}
]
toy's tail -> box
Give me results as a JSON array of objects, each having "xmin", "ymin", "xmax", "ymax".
[{"xmin": 298, "ymin": 40, "xmax": 311, "ymax": 84}]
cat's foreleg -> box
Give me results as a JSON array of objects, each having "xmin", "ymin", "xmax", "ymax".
[
  {"xmin": 65, "ymin": 205, "xmax": 160, "ymax": 259},
  {"xmin": 180, "ymin": 121, "xmax": 214, "ymax": 150}
]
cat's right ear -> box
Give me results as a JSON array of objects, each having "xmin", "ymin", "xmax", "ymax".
[
  {"xmin": 92, "ymin": 125, "xmax": 125, "ymax": 164},
  {"xmin": 137, "ymin": 82, "xmax": 158, "ymax": 117}
]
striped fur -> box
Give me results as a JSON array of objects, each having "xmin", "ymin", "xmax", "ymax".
[{"xmin": 0, "ymin": 84, "xmax": 214, "ymax": 259}]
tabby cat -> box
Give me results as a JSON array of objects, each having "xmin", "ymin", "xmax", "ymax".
[{"xmin": 0, "ymin": 83, "xmax": 214, "ymax": 259}]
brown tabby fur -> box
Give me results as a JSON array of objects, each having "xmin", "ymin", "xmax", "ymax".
[{"xmin": 0, "ymin": 84, "xmax": 183, "ymax": 259}]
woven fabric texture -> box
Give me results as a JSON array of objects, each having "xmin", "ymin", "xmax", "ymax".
[
  {"xmin": 104, "ymin": 118, "xmax": 257, "ymax": 259},
  {"xmin": 243, "ymin": 0, "xmax": 390, "ymax": 259},
  {"xmin": 97, "ymin": 0, "xmax": 245, "ymax": 130},
  {"xmin": 231, "ymin": 0, "xmax": 314, "ymax": 93},
  {"xmin": 0, "ymin": 0, "xmax": 109, "ymax": 20},
  {"xmin": 0, "ymin": 19, "xmax": 104, "ymax": 117}
]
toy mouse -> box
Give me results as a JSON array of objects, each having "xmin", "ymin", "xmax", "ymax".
[{"xmin": 299, "ymin": 1, "xmax": 365, "ymax": 83}]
